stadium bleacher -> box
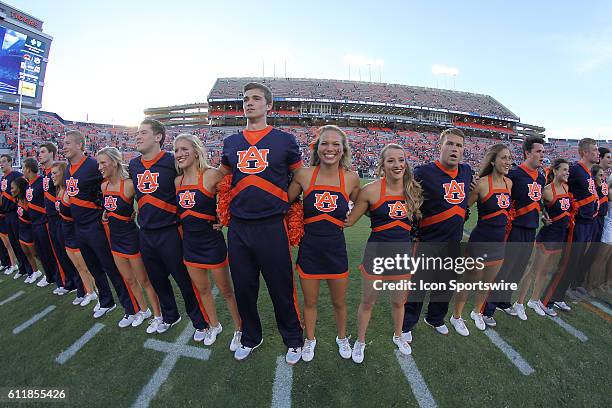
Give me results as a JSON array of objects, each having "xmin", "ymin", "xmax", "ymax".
[
  {"xmin": 2, "ymin": 110, "xmax": 610, "ymax": 177},
  {"xmin": 208, "ymin": 78, "xmax": 519, "ymax": 120}
]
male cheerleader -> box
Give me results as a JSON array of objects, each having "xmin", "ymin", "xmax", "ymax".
[
  {"xmin": 129, "ymin": 119, "xmax": 208, "ymax": 336},
  {"xmin": 483, "ymin": 136, "xmax": 547, "ymax": 323},
  {"xmin": 219, "ymin": 82, "xmax": 304, "ymax": 364},
  {"xmin": 39, "ymin": 142, "xmax": 85, "ymax": 300},
  {"xmin": 63, "ymin": 130, "xmax": 137, "ymax": 319},
  {"xmin": 402, "ymin": 128, "xmax": 472, "ymax": 339}
]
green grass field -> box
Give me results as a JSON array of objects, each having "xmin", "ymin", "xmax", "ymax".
[{"xmin": 0, "ymin": 187, "xmax": 610, "ymax": 407}]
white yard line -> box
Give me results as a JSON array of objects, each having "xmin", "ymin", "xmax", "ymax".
[
  {"xmin": 271, "ymin": 355, "xmax": 293, "ymax": 408},
  {"xmin": 396, "ymin": 351, "xmax": 437, "ymax": 408},
  {"xmin": 0, "ymin": 290, "xmax": 24, "ymax": 306},
  {"xmin": 483, "ymin": 329, "xmax": 535, "ymax": 375},
  {"xmin": 548, "ymin": 316, "xmax": 588, "ymax": 342},
  {"xmin": 56, "ymin": 323, "xmax": 105, "ymax": 364},
  {"xmin": 12, "ymin": 305, "xmax": 56, "ymax": 335}
]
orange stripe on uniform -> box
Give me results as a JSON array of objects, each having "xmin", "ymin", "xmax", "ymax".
[
  {"xmin": 45, "ymin": 223, "xmax": 66, "ymax": 285},
  {"xmin": 514, "ymin": 201, "xmax": 540, "ymax": 217},
  {"xmin": 179, "ymin": 210, "xmax": 216, "ymax": 222},
  {"xmin": 371, "ymin": 220, "xmax": 412, "ymax": 232},
  {"xmin": 191, "ymin": 281, "xmax": 211, "ymax": 324},
  {"xmin": 420, "ymin": 206, "xmax": 465, "ymax": 228},
  {"xmin": 137, "ymin": 195, "xmax": 177, "ymax": 214},
  {"xmin": 69, "ymin": 196, "xmax": 101, "ymax": 210},
  {"xmin": 230, "ymin": 175, "xmax": 288, "ymax": 203},
  {"xmin": 303, "ymin": 213, "xmax": 344, "ymax": 228},
  {"xmin": 107, "ymin": 212, "xmax": 132, "ymax": 222}
]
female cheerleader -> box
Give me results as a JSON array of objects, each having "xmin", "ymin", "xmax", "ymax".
[
  {"xmin": 97, "ymin": 147, "xmax": 162, "ymax": 330},
  {"xmin": 345, "ymin": 143, "xmax": 422, "ymax": 363},
  {"xmin": 12, "ymin": 177, "xmax": 42, "ymax": 282},
  {"xmin": 288, "ymin": 125, "xmax": 360, "ymax": 362},
  {"xmin": 517, "ymin": 159, "xmax": 571, "ymax": 316},
  {"xmin": 454, "ymin": 144, "xmax": 512, "ymax": 334},
  {"xmin": 173, "ymin": 134, "xmax": 241, "ymax": 349}
]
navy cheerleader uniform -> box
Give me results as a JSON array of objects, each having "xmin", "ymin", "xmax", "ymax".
[
  {"xmin": 296, "ymin": 166, "xmax": 349, "ymax": 279},
  {"xmin": 17, "ymin": 202, "xmax": 34, "ymax": 246},
  {"xmin": 360, "ymin": 177, "xmax": 415, "ymax": 280},
  {"xmin": 467, "ymin": 175, "xmax": 511, "ymax": 265},
  {"xmin": 536, "ymin": 184, "xmax": 571, "ymax": 253},
  {"xmin": 177, "ymin": 171, "xmax": 228, "ymax": 269},
  {"xmin": 103, "ymin": 179, "xmax": 140, "ymax": 258},
  {"xmin": 56, "ymin": 193, "xmax": 78, "ymax": 252}
]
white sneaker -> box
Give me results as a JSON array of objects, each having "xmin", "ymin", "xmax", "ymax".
[
  {"xmin": 336, "ymin": 336, "xmax": 352, "ymax": 359},
  {"xmin": 302, "ymin": 338, "xmax": 317, "ymax": 362},
  {"xmin": 72, "ymin": 296, "xmax": 85, "ymax": 305},
  {"xmin": 527, "ymin": 300, "xmax": 546, "ymax": 317},
  {"xmin": 450, "ymin": 316, "xmax": 470, "ymax": 336},
  {"xmin": 470, "ymin": 311, "xmax": 486, "ymax": 331},
  {"xmin": 36, "ymin": 276, "xmax": 49, "ymax": 287},
  {"xmin": 3, "ymin": 265, "xmax": 13, "ymax": 275},
  {"xmin": 29, "ymin": 270, "xmax": 42, "ymax": 284},
  {"xmin": 482, "ymin": 315, "xmax": 497, "ymax": 327},
  {"xmin": 204, "ymin": 323, "xmax": 223, "ymax": 346},
  {"xmin": 234, "ymin": 339, "xmax": 263, "ymax": 361},
  {"xmin": 193, "ymin": 328, "xmax": 208, "ymax": 342},
  {"xmin": 132, "ymin": 309, "xmax": 151, "ymax": 327},
  {"xmin": 424, "ymin": 318, "xmax": 449, "ymax": 335},
  {"xmin": 352, "ymin": 340, "xmax": 365, "ymax": 364},
  {"xmin": 93, "ymin": 304, "xmax": 116, "ymax": 319},
  {"xmin": 229, "ymin": 331, "xmax": 242, "ymax": 352},
  {"xmin": 286, "ymin": 347, "xmax": 302, "ymax": 365},
  {"xmin": 118, "ymin": 314, "xmax": 136, "ymax": 328},
  {"xmin": 80, "ymin": 292, "xmax": 98, "ymax": 307},
  {"xmin": 392, "ymin": 335, "xmax": 412, "ymax": 355},
  {"xmin": 156, "ymin": 316, "xmax": 182, "ymax": 334},
  {"xmin": 554, "ymin": 301, "xmax": 572, "ymax": 311},
  {"xmin": 514, "ymin": 302, "xmax": 528, "ymax": 321},
  {"xmin": 24, "ymin": 274, "xmax": 33, "ymax": 284},
  {"xmin": 93, "ymin": 300, "xmax": 101, "ymax": 312},
  {"xmin": 542, "ymin": 303, "xmax": 558, "ymax": 317},
  {"xmin": 146, "ymin": 316, "xmax": 163, "ymax": 334},
  {"xmin": 401, "ymin": 331, "xmax": 413, "ymax": 343},
  {"xmin": 13, "ymin": 270, "xmax": 23, "ymax": 280},
  {"xmin": 55, "ymin": 287, "xmax": 69, "ymax": 296},
  {"xmin": 497, "ymin": 305, "xmax": 518, "ymax": 316}
]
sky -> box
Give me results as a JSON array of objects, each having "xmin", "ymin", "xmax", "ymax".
[{"xmin": 12, "ymin": 0, "xmax": 612, "ymax": 140}]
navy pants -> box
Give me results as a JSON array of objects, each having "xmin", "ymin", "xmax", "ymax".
[
  {"xmin": 483, "ymin": 226, "xmax": 536, "ymax": 317},
  {"xmin": 50, "ymin": 216, "xmax": 85, "ymax": 297},
  {"xmin": 76, "ymin": 221, "xmax": 137, "ymax": 314},
  {"xmin": 228, "ymin": 217, "xmax": 303, "ymax": 349},
  {"xmin": 544, "ymin": 219, "xmax": 594, "ymax": 306},
  {"xmin": 139, "ymin": 225, "xmax": 207, "ymax": 330},
  {"xmin": 32, "ymin": 222, "xmax": 59, "ymax": 286},
  {"xmin": 6, "ymin": 212, "xmax": 32, "ymax": 276},
  {"xmin": 403, "ymin": 242, "xmax": 459, "ymax": 331}
]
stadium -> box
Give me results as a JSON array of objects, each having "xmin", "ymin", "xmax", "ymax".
[{"xmin": 0, "ymin": 2, "xmax": 610, "ymax": 408}]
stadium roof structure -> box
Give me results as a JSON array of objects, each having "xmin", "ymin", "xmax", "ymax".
[{"xmin": 208, "ymin": 77, "xmax": 519, "ymax": 122}]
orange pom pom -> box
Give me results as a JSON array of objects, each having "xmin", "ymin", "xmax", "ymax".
[
  {"xmin": 216, "ymin": 175, "xmax": 233, "ymax": 226},
  {"xmin": 285, "ymin": 201, "xmax": 304, "ymax": 247},
  {"xmin": 504, "ymin": 207, "xmax": 516, "ymax": 241}
]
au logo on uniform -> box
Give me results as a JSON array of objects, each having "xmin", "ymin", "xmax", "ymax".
[
  {"xmin": 236, "ymin": 146, "xmax": 270, "ymax": 174},
  {"xmin": 442, "ymin": 180, "xmax": 465, "ymax": 204}
]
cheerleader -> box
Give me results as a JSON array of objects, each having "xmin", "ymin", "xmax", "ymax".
[
  {"xmin": 288, "ymin": 125, "xmax": 360, "ymax": 362},
  {"xmin": 345, "ymin": 143, "xmax": 422, "ymax": 362},
  {"xmin": 52, "ymin": 161, "xmax": 98, "ymax": 306},
  {"xmin": 517, "ymin": 159, "xmax": 570, "ymax": 316},
  {"xmin": 173, "ymin": 134, "xmax": 241, "ymax": 349},
  {"xmin": 11, "ymin": 177, "xmax": 41, "ymax": 281},
  {"xmin": 97, "ymin": 147, "xmax": 162, "ymax": 330},
  {"xmin": 454, "ymin": 144, "xmax": 512, "ymax": 334}
]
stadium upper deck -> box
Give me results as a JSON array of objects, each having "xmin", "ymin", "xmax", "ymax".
[{"xmin": 205, "ymin": 77, "xmax": 543, "ymax": 138}]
